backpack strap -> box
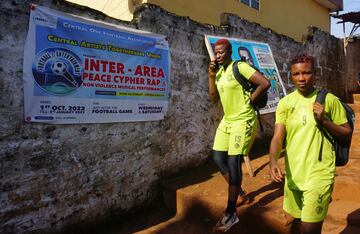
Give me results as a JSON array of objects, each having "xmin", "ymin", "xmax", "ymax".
[
  {"xmin": 232, "ymin": 60, "xmax": 264, "ymax": 132},
  {"xmin": 315, "ymin": 89, "xmax": 328, "ymax": 105},
  {"xmin": 315, "ymin": 89, "xmax": 331, "ymax": 162},
  {"xmin": 232, "ymin": 61, "xmax": 251, "ymax": 92}
]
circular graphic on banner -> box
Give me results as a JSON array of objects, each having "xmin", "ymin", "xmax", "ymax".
[{"xmin": 32, "ymin": 48, "xmax": 82, "ymax": 95}]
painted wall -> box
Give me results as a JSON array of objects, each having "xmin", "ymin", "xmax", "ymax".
[
  {"xmin": 148, "ymin": 0, "xmax": 332, "ymax": 42},
  {"xmin": 0, "ymin": 1, "xmax": 353, "ymax": 233},
  {"xmin": 66, "ymin": 0, "xmax": 333, "ymax": 42},
  {"xmin": 65, "ymin": 0, "xmax": 136, "ymax": 20}
]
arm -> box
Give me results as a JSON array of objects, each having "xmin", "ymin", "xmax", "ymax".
[
  {"xmin": 248, "ymin": 71, "xmax": 270, "ymax": 104},
  {"xmin": 208, "ymin": 59, "xmax": 219, "ymax": 103},
  {"xmin": 313, "ymin": 103, "xmax": 352, "ymax": 144},
  {"xmin": 269, "ymin": 124, "xmax": 286, "ymax": 183}
]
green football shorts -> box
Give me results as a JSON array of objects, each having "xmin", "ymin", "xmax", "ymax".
[
  {"xmin": 213, "ymin": 118, "xmax": 257, "ymax": 156},
  {"xmin": 283, "ymin": 182, "xmax": 334, "ymax": 223}
]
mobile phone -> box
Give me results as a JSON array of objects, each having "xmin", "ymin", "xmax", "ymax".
[{"xmin": 214, "ymin": 59, "xmax": 219, "ymax": 69}]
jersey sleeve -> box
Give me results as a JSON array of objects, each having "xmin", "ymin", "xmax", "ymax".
[
  {"xmin": 275, "ymin": 99, "xmax": 287, "ymax": 125},
  {"xmin": 237, "ymin": 62, "xmax": 256, "ymax": 80},
  {"xmin": 325, "ymin": 93, "xmax": 348, "ymax": 126}
]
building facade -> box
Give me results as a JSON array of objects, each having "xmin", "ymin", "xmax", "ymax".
[{"xmin": 66, "ymin": 0, "xmax": 343, "ymax": 42}]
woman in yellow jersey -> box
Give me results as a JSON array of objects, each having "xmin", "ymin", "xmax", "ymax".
[
  {"xmin": 269, "ymin": 54, "xmax": 352, "ymax": 234},
  {"xmin": 208, "ymin": 38, "xmax": 270, "ymax": 232}
]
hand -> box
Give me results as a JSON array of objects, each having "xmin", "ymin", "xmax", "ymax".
[
  {"xmin": 313, "ymin": 102, "xmax": 325, "ymax": 124},
  {"xmin": 269, "ymin": 161, "xmax": 283, "ymax": 183},
  {"xmin": 208, "ymin": 59, "xmax": 219, "ymax": 76}
]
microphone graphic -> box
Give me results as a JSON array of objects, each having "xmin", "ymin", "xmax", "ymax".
[{"xmin": 51, "ymin": 61, "xmax": 79, "ymax": 87}]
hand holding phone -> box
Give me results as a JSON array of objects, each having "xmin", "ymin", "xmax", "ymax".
[
  {"xmin": 209, "ymin": 59, "xmax": 219, "ymax": 73},
  {"xmin": 214, "ymin": 59, "xmax": 219, "ymax": 69}
]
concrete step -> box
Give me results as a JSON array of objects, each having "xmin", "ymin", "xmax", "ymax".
[
  {"xmin": 323, "ymin": 200, "xmax": 360, "ymax": 233},
  {"xmin": 333, "ymin": 158, "xmax": 360, "ymax": 202},
  {"xmin": 155, "ymin": 104, "xmax": 360, "ymax": 233},
  {"xmin": 160, "ymin": 155, "xmax": 292, "ymax": 233},
  {"xmin": 327, "ymin": 200, "xmax": 360, "ymax": 227},
  {"xmin": 348, "ymin": 103, "xmax": 360, "ymax": 113},
  {"xmin": 353, "ymin": 94, "xmax": 360, "ymax": 104},
  {"xmin": 159, "ymin": 151, "xmax": 360, "ymax": 234},
  {"xmin": 323, "ymin": 222, "xmax": 360, "ymax": 234},
  {"xmin": 332, "ymin": 178, "xmax": 360, "ymax": 203}
]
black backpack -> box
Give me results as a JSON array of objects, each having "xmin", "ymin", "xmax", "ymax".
[
  {"xmin": 315, "ymin": 89, "xmax": 355, "ymax": 166},
  {"xmin": 232, "ymin": 61, "xmax": 268, "ymax": 109},
  {"xmin": 232, "ymin": 61, "xmax": 269, "ymax": 132}
]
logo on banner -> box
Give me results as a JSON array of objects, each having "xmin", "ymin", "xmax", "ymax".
[
  {"xmin": 32, "ymin": 48, "xmax": 82, "ymax": 95},
  {"xmin": 32, "ymin": 11, "xmax": 57, "ymax": 28}
]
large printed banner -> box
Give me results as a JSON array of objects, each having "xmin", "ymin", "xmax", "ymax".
[
  {"xmin": 23, "ymin": 5, "xmax": 170, "ymax": 124},
  {"xmin": 204, "ymin": 35, "xmax": 286, "ymax": 114}
]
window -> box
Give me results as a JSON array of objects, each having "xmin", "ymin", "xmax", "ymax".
[{"xmin": 240, "ymin": 0, "xmax": 260, "ymax": 11}]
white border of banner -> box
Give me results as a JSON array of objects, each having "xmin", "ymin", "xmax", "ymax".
[{"xmin": 23, "ymin": 4, "xmax": 170, "ymax": 124}]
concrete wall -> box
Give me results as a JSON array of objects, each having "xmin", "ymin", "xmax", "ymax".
[
  {"xmin": 0, "ymin": 1, "xmax": 353, "ymax": 233},
  {"xmin": 344, "ymin": 38, "xmax": 360, "ymax": 102}
]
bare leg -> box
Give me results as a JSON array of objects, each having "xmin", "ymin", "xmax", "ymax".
[
  {"xmin": 301, "ymin": 221, "xmax": 323, "ymax": 234},
  {"xmin": 290, "ymin": 218, "xmax": 301, "ymax": 234}
]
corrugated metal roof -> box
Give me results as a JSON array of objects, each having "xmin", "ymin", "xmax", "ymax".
[
  {"xmin": 333, "ymin": 11, "xmax": 360, "ymax": 24},
  {"xmin": 332, "ymin": 11, "xmax": 360, "ymax": 55}
]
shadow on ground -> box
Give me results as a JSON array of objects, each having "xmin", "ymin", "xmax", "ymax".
[{"xmin": 340, "ymin": 209, "xmax": 360, "ymax": 234}]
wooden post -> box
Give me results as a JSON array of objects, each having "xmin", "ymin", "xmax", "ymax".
[{"xmin": 244, "ymin": 155, "xmax": 254, "ymax": 177}]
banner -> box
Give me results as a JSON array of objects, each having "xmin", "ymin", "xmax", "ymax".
[
  {"xmin": 23, "ymin": 4, "xmax": 170, "ymax": 124},
  {"xmin": 204, "ymin": 35, "xmax": 286, "ymax": 114}
]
